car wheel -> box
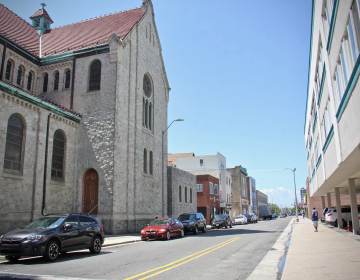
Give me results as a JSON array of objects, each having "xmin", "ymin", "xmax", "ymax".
[
  {"xmin": 89, "ymin": 236, "xmax": 102, "ymax": 254},
  {"xmin": 166, "ymin": 231, "xmax": 171, "ymax": 241},
  {"xmin": 180, "ymin": 229, "xmax": 184, "ymax": 238},
  {"xmin": 193, "ymin": 226, "xmax": 199, "ymax": 235},
  {"xmin": 202, "ymin": 225, "xmax": 207, "ymax": 233},
  {"xmin": 45, "ymin": 240, "xmax": 60, "ymax": 261},
  {"xmin": 5, "ymin": 256, "xmax": 20, "ymax": 263}
]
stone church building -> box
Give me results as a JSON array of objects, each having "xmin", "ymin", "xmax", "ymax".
[{"xmin": 0, "ymin": 0, "xmax": 169, "ymax": 234}]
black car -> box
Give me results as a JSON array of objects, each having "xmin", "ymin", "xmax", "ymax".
[
  {"xmin": 0, "ymin": 213, "xmax": 105, "ymax": 262},
  {"xmin": 211, "ymin": 214, "xmax": 232, "ymax": 229},
  {"xmin": 178, "ymin": 213, "xmax": 206, "ymax": 234}
]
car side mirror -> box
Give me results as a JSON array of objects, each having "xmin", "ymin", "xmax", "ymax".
[{"xmin": 63, "ymin": 223, "xmax": 73, "ymax": 232}]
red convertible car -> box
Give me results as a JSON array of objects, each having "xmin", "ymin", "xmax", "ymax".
[{"xmin": 140, "ymin": 218, "xmax": 184, "ymax": 241}]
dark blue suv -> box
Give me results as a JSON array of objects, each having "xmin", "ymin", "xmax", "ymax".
[{"xmin": 0, "ymin": 213, "xmax": 104, "ymax": 262}]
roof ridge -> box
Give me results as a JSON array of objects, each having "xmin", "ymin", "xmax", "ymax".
[
  {"xmin": 0, "ymin": 3, "xmax": 38, "ymax": 32},
  {"xmin": 50, "ymin": 6, "xmax": 143, "ymax": 31}
]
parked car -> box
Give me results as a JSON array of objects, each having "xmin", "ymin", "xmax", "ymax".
[
  {"xmin": 140, "ymin": 217, "xmax": 184, "ymax": 241},
  {"xmin": 178, "ymin": 213, "xmax": 206, "ymax": 234},
  {"xmin": 280, "ymin": 213, "xmax": 287, "ymax": 218},
  {"xmin": 271, "ymin": 213, "xmax": 278, "ymax": 219},
  {"xmin": 321, "ymin": 207, "xmax": 329, "ymax": 222},
  {"xmin": 211, "ymin": 214, "xmax": 233, "ymax": 229},
  {"xmin": 249, "ymin": 213, "xmax": 258, "ymax": 223},
  {"xmin": 0, "ymin": 213, "xmax": 104, "ymax": 262},
  {"xmin": 324, "ymin": 206, "xmax": 360, "ymax": 227},
  {"xmin": 234, "ymin": 214, "xmax": 247, "ymax": 225}
]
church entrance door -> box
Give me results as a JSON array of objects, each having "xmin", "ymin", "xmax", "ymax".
[{"xmin": 83, "ymin": 169, "xmax": 99, "ymax": 214}]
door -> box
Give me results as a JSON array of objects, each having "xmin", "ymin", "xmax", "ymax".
[
  {"xmin": 60, "ymin": 215, "xmax": 81, "ymax": 250},
  {"xmin": 83, "ymin": 169, "xmax": 99, "ymax": 214}
]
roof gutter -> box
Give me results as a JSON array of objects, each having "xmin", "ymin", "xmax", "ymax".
[{"xmin": 0, "ymin": 42, "xmax": 6, "ymax": 80}]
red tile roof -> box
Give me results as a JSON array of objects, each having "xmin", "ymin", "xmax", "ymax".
[
  {"xmin": 0, "ymin": 4, "xmax": 146, "ymax": 58},
  {"xmin": 42, "ymin": 8, "xmax": 145, "ymax": 56},
  {"xmin": 30, "ymin": 8, "xmax": 54, "ymax": 24},
  {"xmin": 0, "ymin": 4, "xmax": 40, "ymax": 56}
]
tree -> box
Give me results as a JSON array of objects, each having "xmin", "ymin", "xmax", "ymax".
[{"xmin": 269, "ymin": 203, "xmax": 281, "ymax": 215}]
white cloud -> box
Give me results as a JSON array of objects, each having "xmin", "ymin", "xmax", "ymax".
[{"xmin": 258, "ymin": 187, "xmax": 294, "ymax": 207}]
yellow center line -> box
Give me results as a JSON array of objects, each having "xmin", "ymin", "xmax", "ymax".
[{"xmin": 124, "ymin": 237, "xmax": 239, "ymax": 280}]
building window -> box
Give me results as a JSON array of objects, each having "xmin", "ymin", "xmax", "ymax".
[
  {"xmin": 149, "ymin": 151, "xmax": 153, "ymax": 175},
  {"xmin": 53, "ymin": 71, "xmax": 59, "ymax": 91},
  {"xmin": 200, "ymin": 159, "xmax": 204, "ymax": 166},
  {"xmin": 185, "ymin": 187, "xmax": 188, "ymax": 203},
  {"xmin": 142, "ymin": 74, "xmax": 153, "ymax": 130},
  {"xmin": 190, "ymin": 188, "xmax": 193, "ymax": 203},
  {"xmin": 209, "ymin": 182, "xmax": 214, "ymax": 195},
  {"xmin": 4, "ymin": 113, "xmax": 25, "ymax": 172},
  {"xmin": 89, "ymin": 59, "xmax": 101, "ymax": 91},
  {"xmin": 27, "ymin": 71, "xmax": 34, "ymax": 91},
  {"xmin": 43, "ymin": 72, "xmax": 48, "ymax": 93},
  {"xmin": 143, "ymin": 148, "xmax": 147, "ymax": 173},
  {"xmin": 179, "ymin": 185, "xmax": 182, "ymax": 202},
  {"xmin": 5, "ymin": 59, "xmax": 14, "ymax": 81},
  {"xmin": 214, "ymin": 184, "xmax": 219, "ymax": 195},
  {"xmin": 196, "ymin": 184, "xmax": 203, "ymax": 192},
  {"xmin": 16, "ymin": 65, "xmax": 25, "ymax": 86},
  {"xmin": 51, "ymin": 130, "xmax": 66, "ymax": 180},
  {"xmin": 64, "ymin": 69, "xmax": 71, "ymax": 89}
]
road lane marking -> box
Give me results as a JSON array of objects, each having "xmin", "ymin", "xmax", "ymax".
[{"xmin": 124, "ymin": 237, "xmax": 239, "ymax": 280}]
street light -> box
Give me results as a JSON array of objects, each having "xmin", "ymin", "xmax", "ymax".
[
  {"xmin": 161, "ymin": 118, "xmax": 184, "ymax": 216},
  {"xmin": 285, "ymin": 168, "xmax": 299, "ymax": 222}
]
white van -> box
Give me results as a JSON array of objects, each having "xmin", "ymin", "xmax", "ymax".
[{"xmin": 325, "ymin": 206, "xmax": 360, "ymax": 227}]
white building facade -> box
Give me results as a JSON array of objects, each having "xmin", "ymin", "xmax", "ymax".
[
  {"xmin": 168, "ymin": 153, "xmax": 232, "ymax": 213},
  {"xmin": 305, "ymin": 0, "xmax": 360, "ymax": 234}
]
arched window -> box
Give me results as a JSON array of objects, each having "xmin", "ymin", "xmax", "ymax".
[
  {"xmin": 27, "ymin": 71, "xmax": 34, "ymax": 91},
  {"xmin": 179, "ymin": 185, "xmax": 182, "ymax": 202},
  {"xmin": 185, "ymin": 186, "xmax": 188, "ymax": 203},
  {"xmin": 4, "ymin": 114, "xmax": 25, "ymax": 172},
  {"xmin": 53, "ymin": 71, "xmax": 59, "ymax": 91},
  {"xmin": 149, "ymin": 151, "xmax": 153, "ymax": 175},
  {"xmin": 190, "ymin": 188, "xmax": 193, "ymax": 203},
  {"xmin": 143, "ymin": 148, "xmax": 147, "ymax": 173},
  {"xmin": 16, "ymin": 65, "xmax": 25, "ymax": 86},
  {"xmin": 43, "ymin": 72, "xmax": 48, "ymax": 93},
  {"xmin": 145, "ymin": 100, "xmax": 148, "ymax": 128},
  {"xmin": 5, "ymin": 59, "xmax": 14, "ymax": 81},
  {"xmin": 51, "ymin": 130, "xmax": 66, "ymax": 180},
  {"xmin": 64, "ymin": 69, "xmax": 71, "ymax": 89},
  {"xmin": 149, "ymin": 103, "xmax": 152, "ymax": 130},
  {"xmin": 143, "ymin": 74, "xmax": 153, "ymax": 130},
  {"xmin": 89, "ymin": 60, "xmax": 101, "ymax": 91}
]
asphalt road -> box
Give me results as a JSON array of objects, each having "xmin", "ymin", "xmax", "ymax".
[{"xmin": 0, "ymin": 217, "xmax": 291, "ymax": 280}]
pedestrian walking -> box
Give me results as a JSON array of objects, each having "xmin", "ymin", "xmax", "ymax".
[
  {"xmin": 302, "ymin": 210, "xmax": 305, "ymax": 219},
  {"xmin": 311, "ymin": 208, "xmax": 319, "ymax": 232}
]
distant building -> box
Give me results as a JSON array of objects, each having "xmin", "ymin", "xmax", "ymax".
[
  {"xmin": 167, "ymin": 167, "xmax": 197, "ymax": 218},
  {"xmin": 248, "ymin": 176, "xmax": 257, "ymax": 214},
  {"xmin": 305, "ymin": 0, "xmax": 360, "ymax": 234},
  {"xmin": 256, "ymin": 190, "xmax": 269, "ymax": 218},
  {"xmin": 228, "ymin": 165, "xmax": 250, "ymax": 218},
  {"xmin": 196, "ymin": 175, "xmax": 220, "ymax": 224},
  {"xmin": 168, "ymin": 153, "xmax": 231, "ymax": 213},
  {"xmin": 300, "ymin": 188, "xmax": 306, "ymax": 204}
]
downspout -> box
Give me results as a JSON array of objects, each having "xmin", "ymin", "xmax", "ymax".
[
  {"xmin": 31, "ymin": 109, "xmax": 41, "ymax": 221},
  {"xmin": 70, "ymin": 57, "xmax": 76, "ymax": 109},
  {"xmin": 0, "ymin": 43, "xmax": 7, "ymax": 80},
  {"xmin": 41, "ymin": 113, "xmax": 51, "ymax": 216}
]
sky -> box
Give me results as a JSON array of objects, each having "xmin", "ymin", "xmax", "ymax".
[{"xmin": 2, "ymin": 0, "xmax": 312, "ymax": 207}]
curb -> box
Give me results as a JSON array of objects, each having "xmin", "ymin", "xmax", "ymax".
[
  {"xmin": 246, "ymin": 218, "xmax": 294, "ymax": 280},
  {"xmin": 102, "ymin": 239, "xmax": 142, "ymax": 247}
]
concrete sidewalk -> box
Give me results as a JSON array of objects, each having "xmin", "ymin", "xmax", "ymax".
[
  {"xmin": 282, "ymin": 218, "xmax": 360, "ymax": 280},
  {"xmin": 103, "ymin": 234, "xmax": 141, "ymax": 246}
]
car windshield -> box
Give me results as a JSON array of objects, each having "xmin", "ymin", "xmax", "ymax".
[
  {"xmin": 214, "ymin": 215, "xmax": 223, "ymax": 220},
  {"xmin": 25, "ymin": 216, "xmax": 65, "ymax": 229},
  {"xmin": 178, "ymin": 214, "xmax": 196, "ymax": 221},
  {"xmin": 149, "ymin": 219, "xmax": 169, "ymax": 225}
]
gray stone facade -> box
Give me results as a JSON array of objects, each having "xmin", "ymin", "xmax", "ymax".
[
  {"xmin": 0, "ymin": 0, "xmax": 169, "ymax": 234},
  {"xmin": 167, "ymin": 166, "xmax": 197, "ymax": 218}
]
